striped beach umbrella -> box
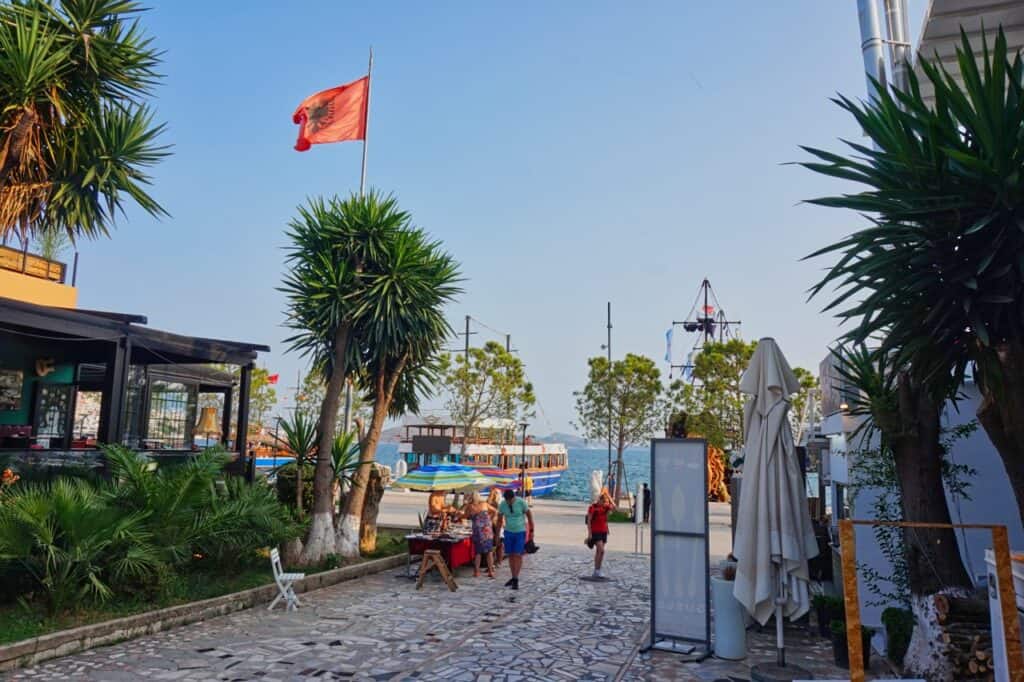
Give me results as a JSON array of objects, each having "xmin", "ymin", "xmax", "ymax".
[{"xmin": 392, "ymin": 464, "xmax": 496, "ymax": 492}]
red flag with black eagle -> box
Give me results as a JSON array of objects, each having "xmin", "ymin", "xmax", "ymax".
[{"xmin": 292, "ymin": 76, "xmax": 368, "ymax": 151}]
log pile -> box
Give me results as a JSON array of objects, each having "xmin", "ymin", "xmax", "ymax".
[{"xmin": 935, "ymin": 594, "xmax": 994, "ymax": 681}]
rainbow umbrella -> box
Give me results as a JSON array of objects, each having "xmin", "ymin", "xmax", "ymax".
[{"xmin": 392, "ymin": 464, "xmax": 496, "ymax": 492}]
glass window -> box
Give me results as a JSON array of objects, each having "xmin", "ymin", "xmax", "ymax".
[
  {"xmin": 33, "ymin": 384, "xmax": 72, "ymax": 447},
  {"xmin": 72, "ymin": 390, "xmax": 102, "ymax": 445},
  {"xmin": 122, "ymin": 366, "xmax": 147, "ymax": 448},
  {"xmin": 147, "ymin": 381, "xmax": 197, "ymax": 449}
]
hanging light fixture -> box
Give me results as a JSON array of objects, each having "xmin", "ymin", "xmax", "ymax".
[{"xmin": 194, "ymin": 407, "xmax": 221, "ymax": 444}]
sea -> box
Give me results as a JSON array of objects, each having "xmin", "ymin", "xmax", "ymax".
[{"xmin": 374, "ymin": 443, "xmax": 650, "ymax": 502}]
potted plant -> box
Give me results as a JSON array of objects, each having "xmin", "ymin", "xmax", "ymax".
[
  {"xmin": 830, "ymin": 620, "xmax": 873, "ymax": 670},
  {"xmin": 880, "ymin": 607, "xmax": 913, "ymax": 667},
  {"xmin": 813, "ymin": 594, "xmax": 845, "ymax": 638},
  {"xmin": 711, "ymin": 562, "xmax": 746, "ymax": 660}
]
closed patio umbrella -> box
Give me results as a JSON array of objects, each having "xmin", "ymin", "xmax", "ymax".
[
  {"xmin": 392, "ymin": 463, "xmax": 495, "ymax": 492},
  {"xmin": 732, "ymin": 338, "xmax": 819, "ymax": 678}
]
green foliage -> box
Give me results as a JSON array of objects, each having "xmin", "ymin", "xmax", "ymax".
[
  {"xmin": 0, "ymin": 0, "xmax": 169, "ymax": 243},
  {"xmin": 0, "ymin": 477, "xmax": 160, "ymax": 614},
  {"xmin": 440, "ymin": 340, "xmax": 535, "ymax": 444},
  {"xmin": 574, "ymin": 353, "xmax": 664, "ymax": 452},
  {"xmin": 274, "ymin": 462, "xmax": 314, "ymax": 512},
  {"xmin": 802, "ymin": 28, "xmax": 1024, "ymax": 402},
  {"xmin": 0, "ymin": 446, "xmax": 298, "ymax": 615},
  {"xmin": 330, "ymin": 431, "xmax": 362, "ymax": 488},
  {"xmin": 103, "ymin": 445, "xmax": 298, "ymax": 568},
  {"xmin": 277, "ymin": 411, "xmax": 317, "ymax": 517},
  {"xmin": 847, "ymin": 434, "xmax": 977, "ymax": 609},
  {"xmin": 666, "ymin": 339, "xmax": 757, "ymax": 451},
  {"xmin": 881, "ymin": 607, "xmax": 914, "ymax": 665},
  {"xmin": 607, "ymin": 510, "xmax": 632, "ymax": 523}
]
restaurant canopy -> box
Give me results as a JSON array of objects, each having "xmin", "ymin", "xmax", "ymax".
[{"xmin": 0, "ymin": 295, "xmax": 268, "ymax": 453}]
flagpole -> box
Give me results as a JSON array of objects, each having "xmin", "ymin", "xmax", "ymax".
[
  {"xmin": 345, "ymin": 46, "xmax": 372, "ymax": 436},
  {"xmin": 358, "ymin": 47, "xmax": 373, "ymax": 198}
]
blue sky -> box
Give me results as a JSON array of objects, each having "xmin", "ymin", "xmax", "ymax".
[{"xmin": 73, "ymin": 1, "xmax": 927, "ymax": 435}]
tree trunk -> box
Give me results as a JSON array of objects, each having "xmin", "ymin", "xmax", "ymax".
[
  {"xmin": 888, "ymin": 372, "xmax": 973, "ymax": 681},
  {"xmin": 359, "ymin": 467, "xmax": 385, "ymax": 554},
  {"xmin": 295, "ymin": 458, "xmax": 303, "ymax": 519},
  {"xmin": 614, "ymin": 441, "xmax": 625, "ymax": 504},
  {"xmin": 976, "ymin": 339, "xmax": 1024, "ymax": 531},
  {"xmin": 337, "ymin": 353, "xmax": 408, "ymax": 557},
  {"xmin": 0, "ymin": 107, "xmax": 38, "ymax": 194},
  {"xmin": 300, "ymin": 325, "xmax": 350, "ymax": 564}
]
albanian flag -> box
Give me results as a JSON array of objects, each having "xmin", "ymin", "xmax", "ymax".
[{"xmin": 292, "ymin": 76, "xmax": 369, "ymax": 151}]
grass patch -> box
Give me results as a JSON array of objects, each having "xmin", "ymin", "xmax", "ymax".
[
  {"xmin": 0, "ymin": 530, "xmax": 409, "ymax": 646},
  {"xmin": 608, "ymin": 510, "xmax": 633, "ymax": 523}
]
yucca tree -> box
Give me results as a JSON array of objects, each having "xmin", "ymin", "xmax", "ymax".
[
  {"xmin": 277, "ymin": 411, "xmax": 317, "ymax": 519},
  {"xmin": 337, "ymin": 230, "xmax": 461, "ymax": 555},
  {"xmin": 282, "ymin": 190, "xmax": 461, "ymax": 562},
  {"xmin": 802, "ymin": 29, "xmax": 1024, "ymax": 528},
  {"xmin": 0, "ymin": 0, "xmax": 168, "ymax": 243}
]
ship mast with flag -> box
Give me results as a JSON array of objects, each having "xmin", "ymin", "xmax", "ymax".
[{"xmin": 665, "ymin": 278, "xmax": 741, "ymax": 382}]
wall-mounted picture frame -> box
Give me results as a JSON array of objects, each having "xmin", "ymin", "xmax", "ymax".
[{"xmin": 0, "ymin": 369, "xmax": 24, "ymax": 410}]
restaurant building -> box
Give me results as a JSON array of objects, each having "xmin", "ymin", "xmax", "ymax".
[{"xmin": 0, "ymin": 243, "xmax": 268, "ymax": 471}]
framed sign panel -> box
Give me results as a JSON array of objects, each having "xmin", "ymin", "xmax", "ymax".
[{"xmin": 650, "ymin": 438, "xmax": 710, "ymax": 657}]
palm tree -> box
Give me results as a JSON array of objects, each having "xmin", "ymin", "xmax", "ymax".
[
  {"xmin": 281, "ymin": 191, "xmax": 460, "ymax": 562},
  {"xmin": 0, "ymin": 1, "xmax": 168, "ymax": 244},
  {"xmin": 801, "ymin": 29, "xmax": 1024, "ymax": 528}
]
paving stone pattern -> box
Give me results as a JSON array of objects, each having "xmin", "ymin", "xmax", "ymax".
[{"xmin": 4, "ymin": 550, "xmax": 876, "ymax": 681}]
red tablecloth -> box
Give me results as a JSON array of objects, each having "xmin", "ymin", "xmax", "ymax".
[{"xmin": 408, "ymin": 536, "xmax": 475, "ymax": 570}]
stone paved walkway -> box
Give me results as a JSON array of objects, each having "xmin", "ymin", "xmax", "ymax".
[{"xmin": 4, "ymin": 550, "xmax": 877, "ymax": 681}]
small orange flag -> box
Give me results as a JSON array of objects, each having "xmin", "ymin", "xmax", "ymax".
[{"xmin": 292, "ymin": 76, "xmax": 368, "ymax": 151}]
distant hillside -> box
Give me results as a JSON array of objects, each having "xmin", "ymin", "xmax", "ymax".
[{"xmin": 536, "ymin": 432, "xmax": 590, "ymax": 449}]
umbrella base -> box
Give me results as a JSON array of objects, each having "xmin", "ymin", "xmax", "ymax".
[{"xmin": 750, "ymin": 662, "xmax": 812, "ymax": 682}]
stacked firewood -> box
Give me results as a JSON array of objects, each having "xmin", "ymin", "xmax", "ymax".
[{"xmin": 935, "ymin": 594, "xmax": 994, "ymax": 680}]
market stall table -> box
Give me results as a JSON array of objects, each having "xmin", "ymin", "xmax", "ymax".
[{"xmin": 406, "ymin": 532, "xmax": 475, "ymax": 577}]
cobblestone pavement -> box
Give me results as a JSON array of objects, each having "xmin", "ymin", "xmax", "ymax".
[{"xmin": 5, "ymin": 550, "xmax": 875, "ymax": 681}]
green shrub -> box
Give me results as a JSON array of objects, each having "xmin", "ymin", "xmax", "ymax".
[
  {"xmin": 881, "ymin": 607, "xmax": 913, "ymax": 665},
  {"xmin": 104, "ymin": 445, "xmax": 299, "ymax": 568},
  {"xmin": 274, "ymin": 462, "xmax": 315, "ymax": 513},
  {"xmin": 0, "ymin": 478, "xmax": 160, "ymax": 613},
  {"xmin": 0, "ymin": 446, "xmax": 300, "ymax": 614}
]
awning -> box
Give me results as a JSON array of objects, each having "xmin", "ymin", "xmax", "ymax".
[
  {"xmin": 0, "ymin": 296, "xmax": 269, "ymax": 366},
  {"xmin": 914, "ymin": 0, "xmax": 1024, "ymax": 104}
]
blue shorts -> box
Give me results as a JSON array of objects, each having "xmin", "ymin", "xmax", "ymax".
[{"xmin": 503, "ymin": 530, "xmax": 526, "ymax": 555}]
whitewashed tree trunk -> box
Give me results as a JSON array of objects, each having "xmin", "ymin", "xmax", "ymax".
[
  {"xmin": 903, "ymin": 588, "xmax": 970, "ymax": 681},
  {"xmin": 300, "ymin": 511, "xmax": 338, "ymax": 563},
  {"xmin": 336, "ymin": 512, "xmax": 361, "ymax": 558}
]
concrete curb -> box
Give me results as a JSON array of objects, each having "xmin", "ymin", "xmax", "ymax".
[{"xmin": 0, "ymin": 553, "xmax": 406, "ymax": 672}]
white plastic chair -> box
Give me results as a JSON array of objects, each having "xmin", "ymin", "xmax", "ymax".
[{"xmin": 268, "ymin": 547, "xmax": 305, "ymax": 611}]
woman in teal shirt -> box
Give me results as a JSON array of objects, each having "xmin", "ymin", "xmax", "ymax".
[{"xmin": 497, "ymin": 489, "xmax": 534, "ymax": 590}]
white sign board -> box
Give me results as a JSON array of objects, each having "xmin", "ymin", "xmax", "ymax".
[{"xmin": 650, "ymin": 438, "xmax": 710, "ymax": 654}]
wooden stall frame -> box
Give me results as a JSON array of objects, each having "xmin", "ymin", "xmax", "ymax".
[{"xmin": 838, "ymin": 519, "xmax": 1024, "ymax": 682}]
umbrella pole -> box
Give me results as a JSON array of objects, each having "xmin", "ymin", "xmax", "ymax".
[{"xmin": 776, "ymin": 602, "xmax": 785, "ymax": 666}]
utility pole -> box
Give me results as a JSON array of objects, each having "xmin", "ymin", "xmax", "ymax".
[
  {"xmin": 606, "ymin": 302, "xmax": 613, "ymax": 495},
  {"xmin": 506, "ymin": 334, "xmax": 511, "ymax": 353}
]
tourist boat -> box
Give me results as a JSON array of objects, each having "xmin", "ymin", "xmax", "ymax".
[{"xmin": 397, "ymin": 416, "xmax": 568, "ymax": 496}]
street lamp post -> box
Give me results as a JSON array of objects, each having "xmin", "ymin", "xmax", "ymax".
[{"xmin": 519, "ymin": 421, "xmax": 529, "ymax": 495}]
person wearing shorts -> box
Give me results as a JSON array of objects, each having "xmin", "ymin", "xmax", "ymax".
[
  {"xmin": 497, "ymin": 488, "xmax": 534, "ymax": 590},
  {"xmin": 586, "ymin": 489, "xmax": 615, "ymax": 578}
]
